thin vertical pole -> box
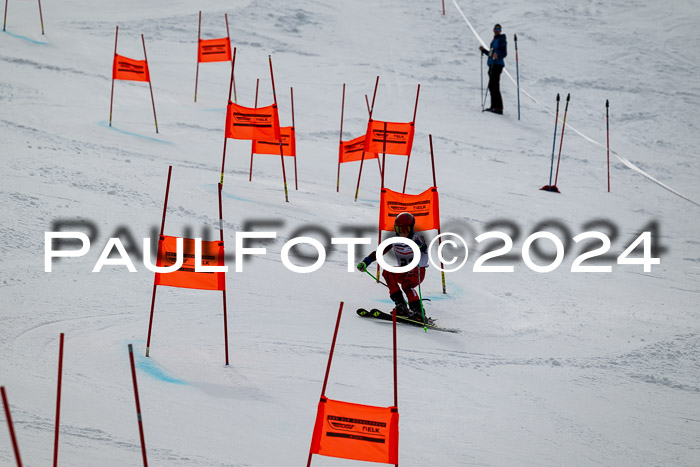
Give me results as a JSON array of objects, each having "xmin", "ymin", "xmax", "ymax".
[
  {"xmin": 1, "ymin": 386, "xmax": 23, "ymax": 467},
  {"xmin": 319, "ymin": 302, "xmax": 344, "ymax": 397},
  {"xmin": 225, "ymin": 15, "xmax": 236, "ymax": 104},
  {"xmin": 377, "ymin": 122, "xmax": 388, "ymax": 281},
  {"xmin": 429, "ymin": 135, "xmax": 447, "ymax": 293},
  {"xmin": 218, "ymin": 183, "xmax": 229, "ymax": 366},
  {"xmin": 392, "ymin": 307, "xmax": 398, "ymax": 408},
  {"xmin": 249, "ymin": 78, "xmax": 259, "ymax": 182},
  {"xmin": 402, "ymin": 84, "xmax": 420, "ymax": 193},
  {"xmin": 546, "ymin": 93, "xmax": 560, "ymax": 191},
  {"xmin": 3, "ymin": 0, "xmax": 8, "ymax": 32},
  {"xmin": 480, "ymin": 53, "xmax": 484, "ymax": 110},
  {"xmin": 194, "ymin": 11, "xmax": 201, "ymax": 102},
  {"xmin": 109, "ymin": 26, "xmax": 119, "ymax": 127},
  {"xmin": 142, "ymin": 35, "xmax": 159, "ymax": 134},
  {"xmin": 128, "ymin": 344, "xmax": 148, "ymax": 467},
  {"xmin": 441, "ymin": 0, "xmax": 445, "ymax": 15},
  {"xmin": 354, "ymin": 76, "xmax": 379, "ymax": 201},
  {"xmin": 269, "ymin": 55, "xmax": 289, "ymax": 202},
  {"xmin": 553, "ymin": 93, "xmax": 570, "ymax": 186},
  {"xmin": 606, "ymin": 99, "xmax": 610, "ymax": 193},
  {"xmin": 365, "ymin": 94, "xmax": 382, "ymax": 174},
  {"xmin": 291, "ymin": 86, "xmax": 298, "ymax": 190},
  {"xmin": 145, "ymin": 166, "xmax": 172, "ymax": 357},
  {"xmin": 220, "ymin": 47, "xmax": 236, "ymax": 184},
  {"xmin": 52, "ymin": 333, "xmax": 65, "ymax": 467},
  {"xmin": 515, "ymin": 34, "xmax": 520, "ymax": 121},
  {"xmin": 337, "ymin": 83, "xmax": 345, "ymax": 192},
  {"xmin": 37, "ymin": 0, "xmax": 44, "ymax": 34}
]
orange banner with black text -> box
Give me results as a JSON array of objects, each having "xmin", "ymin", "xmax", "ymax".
[
  {"xmin": 113, "ymin": 54, "xmax": 151, "ymax": 82},
  {"xmin": 309, "ymin": 398, "xmax": 399, "ymax": 465},
  {"xmin": 198, "ymin": 37, "xmax": 232, "ymax": 63},
  {"xmin": 364, "ymin": 120, "xmax": 415, "ymax": 156},
  {"xmin": 225, "ymin": 102, "xmax": 281, "ymax": 141},
  {"xmin": 379, "ymin": 187, "xmax": 441, "ymax": 232},
  {"xmin": 252, "ymin": 126, "xmax": 296, "ymax": 157},
  {"xmin": 154, "ymin": 236, "xmax": 226, "ymax": 291},
  {"xmin": 339, "ymin": 135, "xmax": 378, "ymax": 163}
]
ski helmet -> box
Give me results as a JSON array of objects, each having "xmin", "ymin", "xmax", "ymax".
[{"xmin": 394, "ymin": 212, "xmax": 415, "ymax": 237}]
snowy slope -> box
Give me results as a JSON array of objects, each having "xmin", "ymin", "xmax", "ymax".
[{"xmin": 1, "ymin": 0, "xmax": 699, "ymax": 465}]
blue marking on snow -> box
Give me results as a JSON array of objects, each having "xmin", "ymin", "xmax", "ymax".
[
  {"xmin": 201, "ymin": 183, "xmax": 252, "ymax": 203},
  {"xmin": 98, "ymin": 121, "xmax": 173, "ymax": 144},
  {"xmin": 134, "ymin": 353, "xmax": 188, "ymax": 385},
  {"xmin": 2, "ymin": 30, "xmax": 49, "ymax": 45}
]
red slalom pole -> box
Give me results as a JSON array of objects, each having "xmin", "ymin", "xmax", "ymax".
[
  {"xmin": 402, "ymin": 84, "xmax": 420, "ymax": 193},
  {"xmin": 218, "ymin": 183, "xmax": 230, "ymax": 366},
  {"xmin": 220, "ymin": 47, "xmax": 236, "ymax": 184},
  {"xmin": 194, "ymin": 11, "xmax": 201, "ymax": 102},
  {"xmin": 53, "ymin": 333, "xmax": 65, "ymax": 467},
  {"xmin": 337, "ymin": 83, "xmax": 345, "ymax": 192},
  {"xmin": 37, "ymin": 0, "xmax": 44, "ymax": 34},
  {"xmin": 442, "ymin": 0, "xmax": 445, "ymax": 15},
  {"xmin": 249, "ymin": 78, "xmax": 260, "ymax": 182},
  {"xmin": 3, "ymin": 0, "xmax": 8, "ymax": 32},
  {"xmin": 354, "ymin": 76, "xmax": 379, "ymax": 201},
  {"xmin": 429, "ymin": 135, "xmax": 447, "ymax": 294},
  {"xmin": 145, "ymin": 166, "xmax": 172, "ymax": 357},
  {"xmin": 142, "ymin": 35, "xmax": 159, "ymax": 133},
  {"xmin": 553, "ymin": 92, "xmax": 570, "ymax": 187},
  {"xmin": 1, "ymin": 386, "xmax": 23, "ymax": 466},
  {"xmin": 128, "ymin": 344, "xmax": 148, "ymax": 466},
  {"xmin": 269, "ymin": 55, "xmax": 290, "ymax": 202},
  {"xmin": 109, "ymin": 26, "xmax": 119, "ymax": 127},
  {"xmin": 606, "ymin": 99, "xmax": 610, "ymax": 192},
  {"xmin": 291, "ymin": 86, "xmax": 298, "ymax": 190}
]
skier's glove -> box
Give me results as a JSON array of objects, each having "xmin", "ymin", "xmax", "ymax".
[{"xmin": 357, "ymin": 261, "xmax": 368, "ymax": 272}]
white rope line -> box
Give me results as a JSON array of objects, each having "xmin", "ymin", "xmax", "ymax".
[{"xmin": 450, "ymin": 0, "xmax": 700, "ymax": 208}]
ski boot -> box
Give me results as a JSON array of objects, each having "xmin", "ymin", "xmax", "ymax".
[
  {"xmin": 408, "ymin": 300, "xmax": 433, "ymax": 324},
  {"xmin": 390, "ymin": 292, "xmax": 410, "ymax": 318}
]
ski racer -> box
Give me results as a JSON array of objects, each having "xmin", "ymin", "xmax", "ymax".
[{"xmin": 356, "ymin": 212, "xmax": 429, "ymax": 321}]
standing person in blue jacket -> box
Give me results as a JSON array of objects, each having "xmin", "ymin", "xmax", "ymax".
[{"xmin": 480, "ymin": 23, "xmax": 507, "ymax": 114}]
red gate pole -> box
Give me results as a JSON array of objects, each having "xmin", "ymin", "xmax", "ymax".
[
  {"xmin": 354, "ymin": 76, "xmax": 379, "ymax": 201},
  {"xmin": 37, "ymin": 0, "xmax": 44, "ymax": 34},
  {"xmin": 220, "ymin": 47, "xmax": 236, "ymax": 184},
  {"xmin": 128, "ymin": 344, "xmax": 148, "ymax": 466},
  {"xmin": 366, "ymin": 94, "xmax": 382, "ymax": 174},
  {"xmin": 402, "ymin": 84, "xmax": 420, "ymax": 193},
  {"xmin": 194, "ymin": 11, "xmax": 201, "ymax": 102},
  {"xmin": 376, "ymin": 121, "xmax": 388, "ymax": 281},
  {"xmin": 269, "ymin": 55, "xmax": 289, "ymax": 202},
  {"xmin": 218, "ymin": 183, "xmax": 230, "ymax": 366},
  {"xmin": 429, "ymin": 135, "xmax": 447, "ymax": 294},
  {"xmin": 142, "ymin": 35, "xmax": 159, "ymax": 133},
  {"xmin": 1, "ymin": 386, "xmax": 23, "ymax": 466},
  {"xmin": 392, "ymin": 306, "xmax": 398, "ymax": 467},
  {"xmin": 249, "ymin": 78, "xmax": 260, "ymax": 182},
  {"xmin": 337, "ymin": 83, "xmax": 345, "ymax": 192},
  {"xmin": 606, "ymin": 99, "xmax": 610, "ymax": 193},
  {"xmin": 553, "ymin": 93, "xmax": 570, "ymax": 187},
  {"xmin": 145, "ymin": 165, "xmax": 172, "ymax": 357},
  {"xmin": 224, "ymin": 14, "xmax": 237, "ymax": 103},
  {"xmin": 52, "ymin": 333, "xmax": 65, "ymax": 467},
  {"xmin": 291, "ymin": 86, "xmax": 298, "ymax": 190},
  {"xmin": 3, "ymin": 0, "xmax": 8, "ymax": 32},
  {"xmin": 306, "ymin": 301, "xmax": 345, "ymax": 467},
  {"xmin": 109, "ymin": 26, "xmax": 119, "ymax": 127}
]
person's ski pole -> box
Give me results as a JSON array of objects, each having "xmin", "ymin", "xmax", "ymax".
[
  {"xmin": 417, "ymin": 280, "xmax": 427, "ymax": 332},
  {"xmin": 606, "ymin": 99, "xmax": 610, "ymax": 192},
  {"xmin": 362, "ymin": 268, "xmax": 388, "ymax": 288},
  {"xmin": 482, "ymin": 64, "xmax": 491, "ymax": 111},
  {"xmin": 515, "ymin": 33, "xmax": 520, "ymax": 120},
  {"xmin": 480, "ymin": 52, "xmax": 484, "ymax": 110}
]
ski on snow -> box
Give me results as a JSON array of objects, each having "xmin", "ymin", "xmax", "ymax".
[{"xmin": 356, "ymin": 308, "xmax": 460, "ymax": 334}]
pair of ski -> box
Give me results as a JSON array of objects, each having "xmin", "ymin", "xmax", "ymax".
[{"xmin": 356, "ymin": 308, "xmax": 460, "ymax": 334}]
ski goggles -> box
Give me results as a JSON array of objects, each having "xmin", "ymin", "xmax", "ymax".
[
  {"xmin": 395, "ymin": 225, "xmax": 412, "ymax": 236},
  {"xmin": 493, "ymin": 26, "xmax": 502, "ymax": 32}
]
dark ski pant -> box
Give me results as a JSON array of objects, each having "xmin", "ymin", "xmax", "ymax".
[
  {"xmin": 488, "ymin": 64, "xmax": 504, "ymax": 111},
  {"xmin": 383, "ymin": 267, "xmax": 426, "ymax": 303}
]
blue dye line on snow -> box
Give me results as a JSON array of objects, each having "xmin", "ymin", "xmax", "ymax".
[
  {"xmin": 201, "ymin": 183, "xmax": 252, "ymax": 203},
  {"xmin": 134, "ymin": 352, "xmax": 188, "ymax": 385},
  {"xmin": 2, "ymin": 30, "xmax": 49, "ymax": 45},
  {"xmin": 98, "ymin": 121, "xmax": 173, "ymax": 144}
]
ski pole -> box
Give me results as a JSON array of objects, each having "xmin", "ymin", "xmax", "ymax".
[
  {"xmin": 482, "ymin": 64, "xmax": 491, "ymax": 111},
  {"xmin": 480, "ymin": 53, "xmax": 484, "ymax": 110},
  {"xmin": 417, "ymin": 279, "xmax": 427, "ymax": 332},
  {"xmin": 606, "ymin": 99, "xmax": 610, "ymax": 192},
  {"xmin": 546, "ymin": 93, "xmax": 560, "ymax": 191},
  {"xmin": 362, "ymin": 268, "xmax": 388, "ymax": 288},
  {"xmin": 553, "ymin": 93, "xmax": 570, "ymax": 187},
  {"xmin": 515, "ymin": 33, "xmax": 520, "ymax": 120}
]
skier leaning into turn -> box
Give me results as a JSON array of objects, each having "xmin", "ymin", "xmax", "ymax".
[{"xmin": 357, "ymin": 212, "xmax": 430, "ymax": 321}]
